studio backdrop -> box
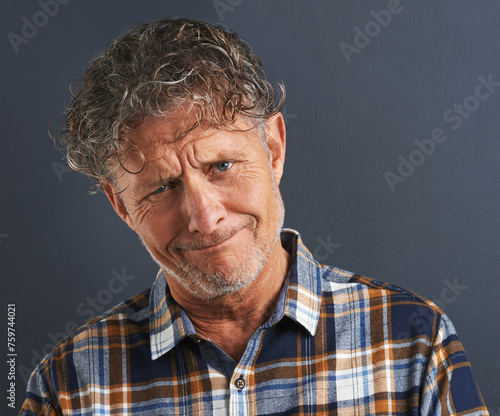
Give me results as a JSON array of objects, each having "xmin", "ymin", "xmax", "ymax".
[{"xmin": 2, "ymin": 0, "xmax": 499, "ymax": 412}]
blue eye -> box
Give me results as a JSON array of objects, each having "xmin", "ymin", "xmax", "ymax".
[
  {"xmin": 152, "ymin": 184, "xmax": 169, "ymax": 194},
  {"xmin": 215, "ymin": 161, "xmax": 232, "ymax": 172}
]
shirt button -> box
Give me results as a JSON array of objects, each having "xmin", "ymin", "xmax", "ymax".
[{"xmin": 235, "ymin": 378, "xmax": 245, "ymax": 391}]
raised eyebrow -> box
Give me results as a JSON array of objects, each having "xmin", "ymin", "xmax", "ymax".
[
  {"xmin": 204, "ymin": 149, "xmax": 247, "ymax": 163},
  {"xmin": 134, "ymin": 148, "xmax": 245, "ymax": 191}
]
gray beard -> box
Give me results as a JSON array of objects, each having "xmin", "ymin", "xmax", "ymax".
[{"xmin": 158, "ymin": 240, "xmax": 271, "ymax": 300}]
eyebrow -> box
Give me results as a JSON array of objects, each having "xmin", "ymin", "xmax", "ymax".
[
  {"xmin": 134, "ymin": 175, "xmax": 175, "ymax": 193},
  {"xmin": 130, "ymin": 141, "xmax": 249, "ymax": 194}
]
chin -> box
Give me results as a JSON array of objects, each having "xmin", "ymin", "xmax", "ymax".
[{"xmin": 172, "ymin": 257, "xmax": 265, "ymax": 300}]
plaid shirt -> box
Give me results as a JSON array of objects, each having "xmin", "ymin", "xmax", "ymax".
[{"xmin": 21, "ymin": 229, "xmax": 488, "ymax": 415}]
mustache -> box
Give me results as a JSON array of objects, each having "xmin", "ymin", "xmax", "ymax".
[{"xmin": 171, "ymin": 219, "xmax": 253, "ymax": 251}]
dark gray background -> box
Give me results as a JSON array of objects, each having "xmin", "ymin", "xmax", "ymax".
[{"xmin": 2, "ymin": 0, "xmax": 499, "ymax": 413}]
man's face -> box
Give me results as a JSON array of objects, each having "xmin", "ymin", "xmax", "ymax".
[{"xmin": 106, "ymin": 111, "xmax": 287, "ymax": 300}]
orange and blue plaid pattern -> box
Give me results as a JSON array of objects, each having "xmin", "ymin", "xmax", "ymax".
[{"xmin": 21, "ymin": 229, "xmax": 488, "ymax": 415}]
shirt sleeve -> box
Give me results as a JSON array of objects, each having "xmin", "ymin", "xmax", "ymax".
[
  {"xmin": 19, "ymin": 364, "xmax": 59, "ymax": 416},
  {"xmin": 419, "ymin": 312, "xmax": 489, "ymax": 415}
]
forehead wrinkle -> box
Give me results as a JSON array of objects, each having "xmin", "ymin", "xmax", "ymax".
[
  {"xmin": 183, "ymin": 133, "xmax": 250, "ymax": 168},
  {"xmin": 120, "ymin": 145, "xmax": 179, "ymax": 194},
  {"xmin": 122, "ymin": 115, "xmax": 262, "ymax": 190}
]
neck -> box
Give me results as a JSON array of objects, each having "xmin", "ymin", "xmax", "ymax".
[{"xmin": 166, "ymin": 242, "xmax": 291, "ymax": 361}]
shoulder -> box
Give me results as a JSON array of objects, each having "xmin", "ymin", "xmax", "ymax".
[
  {"xmin": 34, "ymin": 286, "xmax": 152, "ymax": 372},
  {"xmin": 292, "ymin": 231, "xmax": 449, "ymax": 338},
  {"xmin": 319, "ymin": 263, "xmax": 452, "ymax": 341},
  {"xmin": 22, "ymin": 287, "xmax": 152, "ymax": 412},
  {"xmin": 320, "ymin": 261, "xmax": 441, "ymax": 310},
  {"xmin": 68, "ymin": 285, "xmax": 151, "ymax": 338}
]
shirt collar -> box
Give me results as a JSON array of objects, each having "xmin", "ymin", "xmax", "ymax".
[
  {"xmin": 149, "ymin": 270, "xmax": 186, "ymax": 360},
  {"xmin": 281, "ymin": 229, "xmax": 323, "ymax": 336},
  {"xmin": 149, "ymin": 228, "xmax": 323, "ymax": 360}
]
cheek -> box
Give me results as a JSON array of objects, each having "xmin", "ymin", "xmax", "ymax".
[
  {"xmin": 131, "ymin": 202, "xmax": 183, "ymax": 246},
  {"xmin": 222, "ymin": 168, "xmax": 278, "ymax": 217}
]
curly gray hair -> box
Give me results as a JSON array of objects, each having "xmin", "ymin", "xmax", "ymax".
[{"xmin": 57, "ymin": 17, "xmax": 285, "ymax": 192}]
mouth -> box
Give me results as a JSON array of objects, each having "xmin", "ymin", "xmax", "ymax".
[
  {"xmin": 192, "ymin": 231, "xmax": 239, "ymax": 253},
  {"xmin": 173, "ymin": 220, "xmax": 252, "ymax": 254}
]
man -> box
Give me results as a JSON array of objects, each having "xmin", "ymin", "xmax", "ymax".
[{"xmin": 21, "ymin": 17, "xmax": 488, "ymax": 415}]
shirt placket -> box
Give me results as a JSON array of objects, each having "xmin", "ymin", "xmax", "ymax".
[{"xmin": 228, "ymin": 327, "xmax": 265, "ymax": 416}]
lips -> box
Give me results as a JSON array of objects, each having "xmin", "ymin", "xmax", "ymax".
[
  {"xmin": 191, "ymin": 231, "xmax": 238, "ymax": 252},
  {"xmin": 172, "ymin": 219, "xmax": 253, "ymax": 253}
]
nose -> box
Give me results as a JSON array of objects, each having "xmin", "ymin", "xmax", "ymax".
[{"xmin": 181, "ymin": 179, "xmax": 227, "ymax": 235}]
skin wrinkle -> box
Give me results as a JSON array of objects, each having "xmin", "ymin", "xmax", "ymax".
[{"xmin": 116, "ymin": 115, "xmax": 269, "ymax": 198}]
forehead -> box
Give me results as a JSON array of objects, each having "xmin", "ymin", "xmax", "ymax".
[
  {"xmin": 123, "ymin": 114, "xmax": 260, "ymax": 158},
  {"xmin": 116, "ymin": 114, "xmax": 264, "ymax": 184}
]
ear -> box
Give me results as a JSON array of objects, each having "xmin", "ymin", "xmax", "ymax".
[
  {"xmin": 101, "ymin": 180, "xmax": 137, "ymax": 232},
  {"xmin": 264, "ymin": 112, "xmax": 287, "ymax": 184}
]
